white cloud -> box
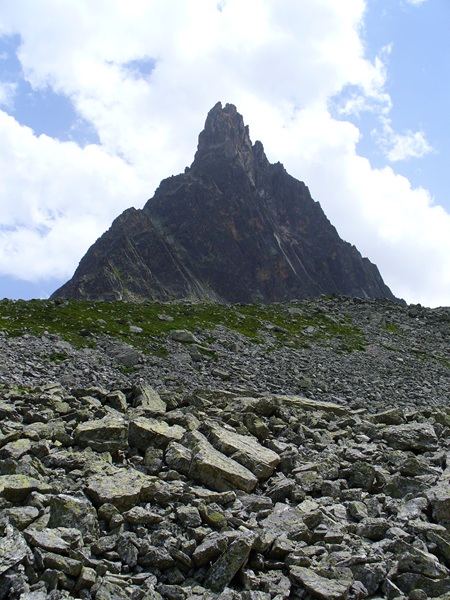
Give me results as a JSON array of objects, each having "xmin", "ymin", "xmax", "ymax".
[
  {"xmin": 0, "ymin": 81, "xmax": 16, "ymax": 108},
  {"xmin": 332, "ymin": 44, "xmax": 392, "ymax": 118},
  {"xmin": 375, "ymin": 118, "xmax": 433, "ymax": 162},
  {"xmin": 386, "ymin": 129, "xmax": 432, "ymax": 162},
  {"xmin": 0, "ymin": 0, "xmax": 448, "ymax": 306},
  {"xmin": 0, "ymin": 111, "xmax": 148, "ymax": 280}
]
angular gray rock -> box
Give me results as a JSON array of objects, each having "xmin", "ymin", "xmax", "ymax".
[
  {"xmin": 129, "ymin": 417, "xmax": 185, "ymax": 450},
  {"xmin": 74, "ymin": 416, "xmax": 128, "ymax": 454},
  {"xmin": 132, "ymin": 383, "xmax": 166, "ymax": 414},
  {"xmin": 290, "ymin": 566, "xmax": 353, "ymax": 600},
  {"xmin": 185, "ymin": 430, "xmax": 259, "ymax": 493},
  {"xmin": 0, "ymin": 474, "xmax": 52, "ymax": 502},
  {"xmin": 86, "ymin": 469, "xmax": 151, "ymax": 509},
  {"xmin": 383, "ymin": 422, "xmax": 438, "ymax": 452},
  {"xmin": 0, "ymin": 529, "xmax": 30, "ymax": 575},
  {"xmin": 204, "ymin": 535, "xmax": 255, "ymax": 592},
  {"xmin": 202, "ymin": 421, "xmax": 280, "ymax": 479}
]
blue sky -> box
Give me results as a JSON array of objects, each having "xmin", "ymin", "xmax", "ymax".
[
  {"xmin": 0, "ymin": 34, "xmax": 99, "ymax": 144},
  {"xmin": 0, "ymin": 0, "xmax": 449, "ymax": 306},
  {"xmin": 354, "ymin": 0, "xmax": 450, "ymax": 204}
]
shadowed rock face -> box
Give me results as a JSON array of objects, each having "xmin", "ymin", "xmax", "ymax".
[{"xmin": 52, "ymin": 102, "xmax": 397, "ymax": 303}]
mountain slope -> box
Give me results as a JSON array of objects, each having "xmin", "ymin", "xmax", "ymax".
[{"xmin": 52, "ymin": 102, "xmax": 396, "ymax": 303}]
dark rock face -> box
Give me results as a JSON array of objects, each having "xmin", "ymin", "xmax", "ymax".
[{"xmin": 53, "ymin": 102, "xmax": 396, "ymax": 302}]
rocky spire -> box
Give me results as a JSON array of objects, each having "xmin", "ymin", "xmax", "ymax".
[
  {"xmin": 52, "ymin": 102, "xmax": 398, "ymax": 304},
  {"xmin": 191, "ymin": 102, "xmax": 257, "ymax": 187}
]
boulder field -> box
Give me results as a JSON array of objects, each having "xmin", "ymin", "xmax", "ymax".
[{"xmin": 0, "ymin": 295, "xmax": 449, "ymax": 599}]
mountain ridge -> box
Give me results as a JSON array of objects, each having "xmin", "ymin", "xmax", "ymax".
[{"xmin": 52, "ymin": 102, "xmax": 397, "ymax": 303}]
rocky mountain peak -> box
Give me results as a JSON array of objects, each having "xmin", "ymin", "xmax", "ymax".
[
  {"xmin": 192, "ymin": 101, "xmax": 259, "ymax": 187},
  {"xmin": 195, "ymin": 102, "xmax": 251, "ymax": 159},
  {"xmin": 52, "ymin": 102, "xmax": 398, "ymax": 304}
]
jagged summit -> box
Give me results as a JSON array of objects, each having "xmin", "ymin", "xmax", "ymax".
[
  {"xmin": 196, "ymin": 102, "xmax": 253, "ymax": 161},
  {"xmin": 52, "ymin": 103, "xmax": 397, "ymax": 303},
  {"xmin": 191, "ymin": 102, "xmax": 272, "ymax": 192},
  {"xmin": 192, "ymin": 102, "xmax": 257, "ymax": 183}
]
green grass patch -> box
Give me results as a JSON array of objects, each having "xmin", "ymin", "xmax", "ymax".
[
  {"xmin": 46, "ymin": 352, "xmax": 69, "ymax": 363},
  {"xmin": 0, "ymin": 297, "xmax": 367, "ymax": 354},
  {"xmin": 382, "ymin": 344, "xmax": 400, "ymax": 353},
  {"xmin": 381, "ymin": 322, "xmax": 401, "ymax": 334}
]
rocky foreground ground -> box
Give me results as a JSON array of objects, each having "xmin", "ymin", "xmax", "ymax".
[{"xmin": 0, "ymin": 296, "xmax": 449, "ymax": 599}]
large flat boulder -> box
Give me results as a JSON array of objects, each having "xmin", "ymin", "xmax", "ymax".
[
  {"xmin": 85, "ymin": 470, "xmax": 184, "ymax": 510},
  {"xmin": 48, "ymin": 494, "xmax": 99, "ymax": 539},
  {"xmin": 74, "ymin": 416, "xmax": 128, "ymax": 453},
  {"xmin": 290, "ymin": 566, "xmax": 353, "ymax": 600},
  {"xmin": 273, "ymin": 395, "xmax": 349, "ymax": 416},
  {"xmin": 0, "ymin": 474, "xmax": 52, "ymax": 502},
  {"xmin": 202, "ymin": 422, "xmax": 280, "ymax": 480},
  {"xmin": 184, "ymin": 431, "xmax": 258, "ymax": 493},
  {"xmin": 0, "ymin": 531, "xmax": 30, "ymax": 575},
  {"xmin": 86, "ymin": 470, "xmax": 151, "ymax": 510},
  {"xmin": 24, "ymin": 528, "xmax": 72, "ymax": 555},
  {"xmin": 128, "ymin": 417, "xmax": 185, "ymax": 450},
  {"xmin": 132, "ymin": 383, "xmax": 166, "ymax": 414},
  {"xmin": 383, "ymin": 422, "xmax": 438, "ymax": 452}
]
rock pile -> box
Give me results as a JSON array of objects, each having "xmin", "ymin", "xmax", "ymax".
[
  {"xmin": 2, "ymin": 382, "xmax": 450, "ymax": 599},
  {"xmin": 0, "ymin": 296, "xmax": 449, "ymax": 598}
]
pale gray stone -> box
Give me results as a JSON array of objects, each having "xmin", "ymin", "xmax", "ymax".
[
  {"xmin": 185, "ymin": 430, "xmax": 258, "ymax": 493},
  {"xmin": 290, "ymin": 566, "xmax": 353, "ymax": 600},
  {"xmin": 24, "ymin": 528, "xmax": 72, "ymax": 554},
  {"xmin": 74, "ymin": 416, "xmax": 128, "ymax": 453},
  {"xmin": 204, "ymin": 535, "xmax": 254, "ymax": 592},
  {"xmin": 133, "ymin": 382, "xmax": 166, "ymax": 413},
  {"xmin": 170, "ymin": 330, "xmax": 201, "ymax": 343},
  {"xmin": 48, "ymin": 494, "xmax": 99, "ymax": 539},
  {"xmin": 274, "ymin": 395, "xmax": 349, "ymax": 416},
  {"xmin": 0, "ymin": 474, "xmax": 51, "ymax": 502},
  {"xmin": 383, "ymin": 422, "xmax": 438, "ymax": 452},
  {"xmin": 129, "ymin": 417, "xmax": 185, "ymax": 450},
  {"xmin": 123, "ymin": 506, "xmax": 164, "ymax": 525},
  {"xmin": 0, "ymin": 529, "xmax": 29, "ymax": 575},
  {"xmin": 86, "ymin": 470, "xmax": 153, "ymax": 510},
  {"xmin": 202, "ymin": 421, "xmax": 280, "ymax": 480},
  {"xmin": 165, "ymin": 441, "xmax": 192, "ymax": 475},
  {"xmin": 1, "ymin": 505, "xmax": 39, "ymax": 530}
]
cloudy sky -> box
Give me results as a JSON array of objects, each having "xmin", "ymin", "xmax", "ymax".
[{"xmin": 0, "ymin": 0, "xmax": 449, "ymax": 307}]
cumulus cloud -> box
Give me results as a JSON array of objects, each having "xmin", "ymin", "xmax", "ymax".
[
  {"xmin": 332, "ymin": 44, "xmax": 392, "ymax": 118},
  {"xmin": 0, "ymin": 0, "xmax": 448, "ymax": 306},
  {"xmin": 0, "ymin": 111, "xmax": 148, "ymax": 280},
  {"xmin": 375, "ymin": 118, "xmax": 433, "ymax": 162},
  {"xmin": 0, "ymin": 81, "xmax": 16, "ymax": 108},
  {"xmin": 385, "ymin": 130, "xmax": 432, "ymax": 162}
]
